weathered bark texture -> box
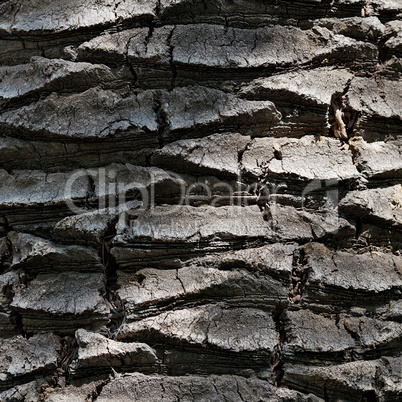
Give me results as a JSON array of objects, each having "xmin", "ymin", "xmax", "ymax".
[{"xmin": 0, "ymin": 0, "xmax": 401, "ymax": 400}]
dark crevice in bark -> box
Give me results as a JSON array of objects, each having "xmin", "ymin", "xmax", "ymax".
[
  {"xmin": 0, "ymin": 215, "xmax": 13, "ymax": 239},
  {"xmin": 101, "ymin": 218, "xmax": 127, "ymax": 340},
  {"xmin": 378, "ymin": 31, "xmax": 394, "ymax": 65},
  {"xmin": 0, "ymin": 238, "xmax": 12, "ymax": 275},
  {"xmin": 154, "ymin": 0, "xmax": 162, "ymax": 27},
  {"xmin": 328, "ymin": 92, "xmax": 359, "ymax": 141},
  {"xmin": 145, "ymin": 0, "xmax": 161, "ymax": 42},
  {"xmin": 323, "ymin": 380, "xmax": 330, "ymax": 402},
  {"xmin": 56, "ymin": 335, "xmax": 78, "ymax": 386},
  {"xmin": 86, "ymin": 173, "xmax": 97, "ymax": 208},
  {"xmin": 349, "ymin": 139, "xmax": 361, "ymax": 170},
  {"xmin": 167, "ymin": 26, "xmax": 177, "ymax": 88},
  {"xmin": 289, "ymin": 247, "xmax": 309, "ymax": 304},
  {"xmin": 9, "ymin": 269, "xmax": 30, "ymax": 338},
  {"xmin": 237, "ymin": 138, "xmax": 252, "ymax": 167},
  {"xmin": 13, "ymin": 310, "xmax": 26, "ymax": 337},
  {"xmin": 362, "ymin": 390, "xmax": 378, "ymax": 402},
  {"xmin": 153, "ymin": 92, "xmax": 169, "ymax": 148},
  {"xmin": 354, "ymin": 217, "xmax": 363, "ymax": 241},
  {"xmin": 272, "ymin": 306, "xmax": 286, "ymax": 387},
  {"xmin": 89, "ymin": 376, "xmax": 114, "ymax": 402},
  {"xmin": 125, "ymin": 36, "xmax": 139, "ymax": 86},
  {"xmin": 343, "ymin": 322, "xmax": 361, "ymax": 345}
]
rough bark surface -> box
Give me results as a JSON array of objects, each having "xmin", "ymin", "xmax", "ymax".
[{"xmin": 0, "ymin": 0, "xmax": 401, "ymax": 401}]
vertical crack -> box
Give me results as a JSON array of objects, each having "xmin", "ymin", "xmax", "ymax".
[
  {"xmin": 176, "ymin": 269, "xmax": 186, "ymax": 294},
  {"xmin": 154, "ymin": 0, "xmax": 161, "ymax": 24},
  {"xmin": 271, "ymin": 247, "xmax": 310, "ymax": 388},
  {"xmin": 378, "ymin": 30, "xmax": 394, "ymax": 65},
  {"xmin": 101, "ymin": 218, "xmax": 127, "ymax": 340},
  {"xmin": 153, "ymin": 91, "xmax": 169, "ymax": 148},
  {"xmin": 90, "ymin": 376, "xmax": 115, "ymax": 402},
  {"xmin": 55, "ymin": 335, "xmax": 78, "ymax": 387},
  {"xmin": 125, "ymin": 35, "xmax": 139, "ymax": 86},
  {"xmin": 167, "ymin": 26, "xmax": 177, "ymax": 88},
  {"xmin": 331, "ymin": 96, "xmax": 348, "ymax": 140},
  {"xmin": 146, "ymin": 0, "xmax": 161, "ymax": 43},
  {"xmin": 289, "ymin": 248, "xmax": 309, "ymax": 304},
  {"xmin": 328, "ymin": 80, "xmax": 359, "ymax": 141},
  {"xmin": 272, "ymin": 305, "xmax": 286, "ymax": 387},
  {"xmin": 14, "ymin": 310, "xmax": 26, "ymax": 337},
  {"xmin": 237, "ymin": 138, "xmax": 252, "ymax": 167},
  {"xmin": 323, "ymin": 379, "xmax": 330, "ymax": 402},
  {"xmin": 0, "ymin": 237, "xmax": 12, "ymax": 275},
  {"xmin": 13, "ymin": 271, "xmax": 29, "ymax": 338},
  {"xmin": 86, "ymin": 173, "xmax": 97, "ymax": 208}
]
